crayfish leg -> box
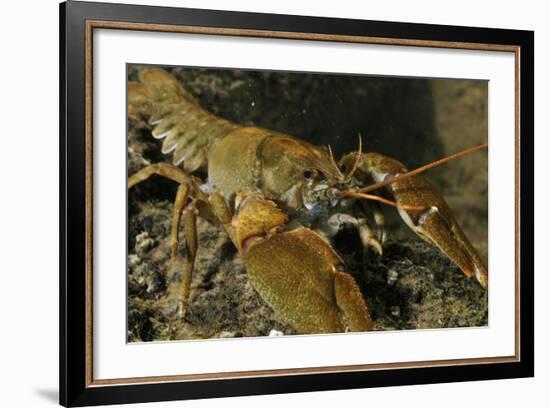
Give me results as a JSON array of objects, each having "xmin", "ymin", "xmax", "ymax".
[
  {"xmin": 128, "ymin": 162, "xmax": 190, "ymax": 187},
  {"xmin": 357, "ymin": 221, "xmax": 383, "ymax": 257},
  {"xmin": 179, "ymin": 210, "xmax": 198, "ymax": 310},
  {"xmin": 359, "ymin": 200, "xmax": 387, "ymax": 245},
  {"xmin": 129, "ymin": 163, "xmax": 207, "ymax": 313},
  {"xmin": 170, "ymin": 183, "xmax": 190, "ymax": 261}
]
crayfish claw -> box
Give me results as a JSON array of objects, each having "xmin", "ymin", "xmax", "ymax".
[
  {"xmin": 357, "ymin": 152, "xmax": 488, "ymax": 288},
  {"xmin": 412, "ymin": 206, "xmax": 488, "ymax": 288},
  {"xmin": 244, "ymin": 227, "xmax": 373, "ymax": 333},
  {"xmin": 230, "ymin": 194, "xmax": 373, "ymax": 333},
  {"xmin": 393, "ymin": 193, "xmax": 488, "ymax": 288}
]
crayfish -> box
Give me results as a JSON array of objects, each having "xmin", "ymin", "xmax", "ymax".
[{"xmin": 128, "ymin": 68, "xmax": 488, "ymax": 335}]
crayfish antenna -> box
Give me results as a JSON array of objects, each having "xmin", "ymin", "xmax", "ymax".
[
  {"xmin": 345, "ymin": 133, "xmax": 363, "ymax": 181},
  {"xmin": 358, "ymin": 143, "xmax": 488, "ymax": 194},
  {"xmin": 334, "ymin": 190, "xmax": 427, "ymax": 211}
]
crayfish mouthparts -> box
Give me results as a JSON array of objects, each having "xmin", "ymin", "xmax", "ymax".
[{"xmin": 302, "ymin": 186, "xmax": 340, "ymax": 210}]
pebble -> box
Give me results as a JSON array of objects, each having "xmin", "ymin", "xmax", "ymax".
[
  {"xmin": 390, "ymin": 306, "xmax": 401, "ymax": 317},
  {"xmin": 135, "ymin": 231, "xmax": 155, "ymax": 256},
  {"xmin": 128, "ymin": 254, "xmax": 140, "ymax": 268},
  {"xmin": 387, "ymin": 269, "xmax": 399, "ymax": 286},
  {"xmin": 219, "ymin": 331, "xmax": 237, "ymax": 338}
]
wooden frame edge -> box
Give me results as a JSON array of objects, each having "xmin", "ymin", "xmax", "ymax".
[
  {"xmin": 88, "ymin": 19, "xmax": 520, "ymax": 52},
  {"xmin": 89, "ymin": 356, "xmax": 519, "ymax": 387},
  {"xmin": 83, "ymin": 19, "xmax": 522, "ymax": 388},
  {"xmin": 85, "ymin": 18, "xmax": 94, "ymax": 389}
]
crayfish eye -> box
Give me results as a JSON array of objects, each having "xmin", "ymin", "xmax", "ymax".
[{"xmin": 303, "ymin": 170, "xmax": 313, "ymax": 179}]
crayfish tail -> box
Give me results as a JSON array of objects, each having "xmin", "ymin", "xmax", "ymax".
[{"xmin": 128, "ymin": 68, "xmax": 239, "ymax": 172}]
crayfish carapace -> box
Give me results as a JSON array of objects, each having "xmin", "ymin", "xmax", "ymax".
[{"xmin": 128, "ymin": 68, "xmax": 488, "ymax": 334}]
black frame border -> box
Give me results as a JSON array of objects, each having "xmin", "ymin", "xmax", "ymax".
[{"xmin": 60, "ymin": 1, "xmax": 534, "ymax": 406}]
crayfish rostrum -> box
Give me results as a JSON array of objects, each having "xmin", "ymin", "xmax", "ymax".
[{"xmin": 127, "ymin": 67, "xmax": 488, "ymax": 338}]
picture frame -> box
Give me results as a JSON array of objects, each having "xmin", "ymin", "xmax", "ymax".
[{"xmin": 59, "ymin": 0, "xmax": 534, "ymax": 406}]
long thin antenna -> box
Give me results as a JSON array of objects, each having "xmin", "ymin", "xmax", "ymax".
[
  {"xmin": 334, "ymin": 191, "xmax": 426, "ymax": 211},
  {"xmin": 346, "ymin": 133, "xmax": 363, "ymax": 180},
  {"xmin": 327, "ymin": 144, "xmax": 338, "ymax": 169},
  {"xmin": 358, "ymin": 143, "xmax": 488, "ymax": 194}
]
